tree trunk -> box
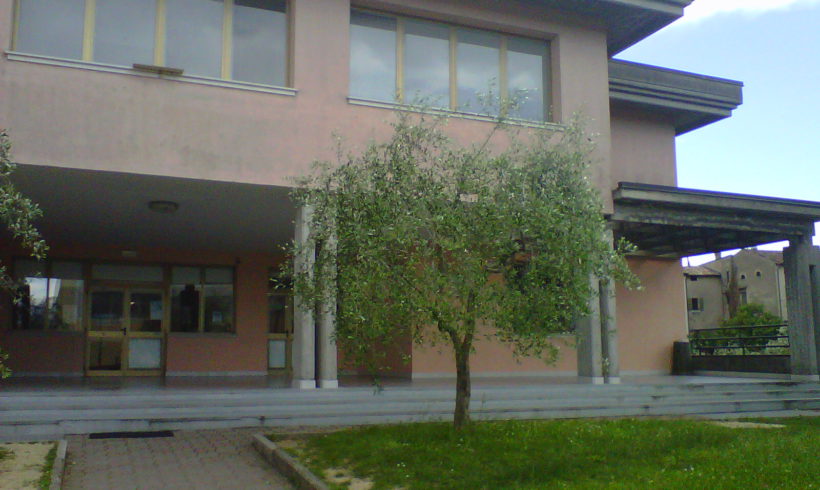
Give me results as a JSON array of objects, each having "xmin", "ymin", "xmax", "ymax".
[{"xmin": 453, "ymin": 340, "xmax": 471, "ymax": 430}]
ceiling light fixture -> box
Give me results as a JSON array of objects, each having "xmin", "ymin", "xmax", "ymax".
[{"xmin": 148, "ymin": 200, "xmax": 180, "ymax": 214}]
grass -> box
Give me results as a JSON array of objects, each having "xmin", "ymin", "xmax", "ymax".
[
  {"xmin": 37, "ymin": 443, "xmax": 57, "ymax": 490},
  {"xmin": 277, "ymin": 417, "xmax": 820, "ymax": 489}
]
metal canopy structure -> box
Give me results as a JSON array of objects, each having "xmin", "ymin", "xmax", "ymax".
[{"xmin": 610, "ymin": 182, "xmax": 820, "ymax": 258}]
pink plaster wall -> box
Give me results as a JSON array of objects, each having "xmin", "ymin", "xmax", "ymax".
[
  {"xmin": 617, "ymin": 257, "xmax": 688, "ymax": 373},
  {"xmin": 412, "ymin": 326, "xmax": 577, "ymax": 376},
  {"xmin": 0, "ymin": 0, "xmax": 614, "ymax": 208},
  {"xmin": 610, "ymin": 106, "xmax": 678, "ymax": 188}
]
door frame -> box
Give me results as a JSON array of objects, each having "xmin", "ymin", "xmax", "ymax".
[{"xmin": 85, "ymin": 282, "xmax": 167, "ymax": 376}]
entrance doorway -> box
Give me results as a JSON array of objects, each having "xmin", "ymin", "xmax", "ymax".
[{"xmin": 86, "ymin": 286, "xmax": 166, "ymax": 375}]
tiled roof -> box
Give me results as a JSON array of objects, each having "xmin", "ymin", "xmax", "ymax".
[{"xmin": 683, "ymin": 265, "xmax": 721, "ymax": 276}]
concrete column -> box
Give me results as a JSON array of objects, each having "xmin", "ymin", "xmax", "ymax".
[
  {"xmin": 317, "ymin": 229, "xmax": 338, "ymax": 389},
  {"xmin": 783, "ymin": 233, "xmax": 820, "ymax": 381},
  {"xmin": 577, "ymin": 274, "xmax": 604, "ymax": 384},
  {"xmin": 599, "ymin": 276, "xmax": 620, "ymax": 384},
  {"xmin": 810, "ymin": 246, "xmax": 820, "ymax": 375},
  {"xmin": 292, "ymin": 206, "xmax": 317, "ymax": 389}
]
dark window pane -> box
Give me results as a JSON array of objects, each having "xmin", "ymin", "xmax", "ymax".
[
  {"xmin": 204, "ymin": 284, "xmax": 234, "ymax": 332},
  {"xmin": 130, "ymin": 292, "xmax": 163, "ymax": 332},
  {"xmin": 94, "ymin": 0, "xmax": 156, "ymax": 66},
  {"xmin": 90, "ymin": 290, "xmax": 125, "ymax": 332},
  {"xmin": 233, "ymin": 0, "xmax": 287, "ymax": 85},
  {"xmin": 16, "ymin": 0, "xmax": 85, "ymax": 59},
  {"xmin": 507, "ymin": 37, "xmax": 548, "ymax": 121},
  {"xmin": 171, "ymin": 284, "xmax": 201, "ymax": 332},
  {"xmin": 350, "ymin": 11, "xmax": 396, "ymax": 101},
  {"xmin": 166, "ymin": 0, "xmax": 224, "ymax": 77},
  {"xmin": 268, "ymin": 294, "xmax": 289, "ymax": 333},
  {"xmin": 404, "ymin": 19, "xmax": 449, "ymax": 108},
  {"xmin": 456, "ymin": 28, "xmax": 500, "ymax": 114}
]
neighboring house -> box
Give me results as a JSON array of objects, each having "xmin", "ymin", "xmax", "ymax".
[
  {"xmin": 683, "ymin": 265, "xmax": 724, "ymax": 331},
  {"xmin": 684, "ymin": 250, "xmax": 788, "ymax": 330},
  {"xmin": 2, "ymin": 0, "xmax": 819, "ymax": 384}
]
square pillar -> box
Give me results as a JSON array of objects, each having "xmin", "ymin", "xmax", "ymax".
[
  {"xmin": 600, "ymin": 275, "xmax": 620, "ymax": 384},
  {"xmin": 577, "ymin": 274, "xmax": 604, "ymax": 384},
  {"xmin": 292, "ymin": 206, "xmax": 317, "ymax": 389},
  {"xmin": 783, "ymin": 232, "xmax": 820, "ymax": 381},
  {"xmin": 317, "ymin": 230, "xmax": 338, "ymax": 389}
]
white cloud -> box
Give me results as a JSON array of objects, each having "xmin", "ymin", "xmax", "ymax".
[{"xmin": 676, "ymin": 0, "xmax": 820, "ymax": 24}]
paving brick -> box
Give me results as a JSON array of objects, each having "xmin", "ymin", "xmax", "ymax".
[{"xmin": 63, "ymin": 428, "xmax": 292, "ymax": 489}]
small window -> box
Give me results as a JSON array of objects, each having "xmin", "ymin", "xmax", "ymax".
[
  {"xmin": 170, "ymin": 266, "xmax": 235, "ymax": 333},
  {"xmin": 739, "ymin": 288, "xmax": 748, "ymax": 305},
  {"xmin": 740, "ymin": 274, "xmax": 747, "ymax": 280},
  {"xmin": 689, "ymin": 276, "xmax": 699, "ymax": 282},
  {"xmin": 755, "ymin": 270, "xmax": 762, "ymax": 278},
  {"xmin": 688, "ymin": 297, "xmax": 703, "ymax": 312}
]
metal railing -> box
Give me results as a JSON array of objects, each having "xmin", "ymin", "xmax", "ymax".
[{"xmin": 689, "ymin": 323, "xmax": 790, "ymax": 357}]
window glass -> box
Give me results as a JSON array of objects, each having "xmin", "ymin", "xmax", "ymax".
[
  {"xmin": 404, "ymin": 20, "xmax": 450, "ymax": 108},
  {"xmin": 205, "ymin": 267, "xmax": 233, "ymax": 284},
  {"xmin": 507, "ymin": 37, "xmax": 547, "ymax": 121},
  {"xmin": 172, "ymin": 266, "xmax": 201, "ymax": 284},
  {"xmin": 47, "ymin": 279, "xmax": 84, "ymax": 330},
  {"xmin": 233, "ymin": 0, "xmax": 287, "ymax": 85},
  {"xmin": 94, "ymin": 0, "xmax": 156, "ymax": 66},
  {"xmin": 204, "ymin": 284, "xmax": 234, "ymax": 332},
  {"xmin": 15, "ymin": 277, "xmax": 48, "ymax": 330},
  {"xmin": 92, "ymin": 264, "xmax": 163, "ymax": 282},
  {"xmin": 268, "ymin": 294, "xmax": 290, "ymax": 334},
  {"xmin": 16, "ymin": 0, "xmax": 85, "ymax": 59},
  {"xmin": 350, "ymin": 11, "xmax": 396, "ymax": 101},
  {"xmin": 171, "ymin": 284, "xmax": 201, "ymax": 332},
  {"xmin": 456, "ymin": 28, "xmax": 500, "ymax": 114},
  {"xmin": 166, "ymin": 0, "xmax": 224, "ymax": 77}
]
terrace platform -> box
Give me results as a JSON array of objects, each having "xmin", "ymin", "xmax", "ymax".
[{"xmin": 1, "ymin": 374, "xmax": 818, "ymax": 441}]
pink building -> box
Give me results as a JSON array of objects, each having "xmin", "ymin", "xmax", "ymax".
[{"xmin": 2, "ymin": 0, "xmax": 818, "ymax": 385}]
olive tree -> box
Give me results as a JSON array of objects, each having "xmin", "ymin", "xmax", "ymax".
[
  {"xmin": 0, "ymin": 130, "xmax": 48, "ymax": 377},
  {"xmin": 289, "ymin": 111, "xmax": 634, "ymax": 428}
]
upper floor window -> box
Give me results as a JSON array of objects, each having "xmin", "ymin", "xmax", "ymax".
[
  {"xmin": 13, "ymin": 0, "xmax": 288, "ymax": 86},
  {"xmin": 350, "ymin": 10, "xmax": 551, "ymax": 122}
]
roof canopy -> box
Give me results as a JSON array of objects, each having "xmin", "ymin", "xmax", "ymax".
[
  {"xmin": 610, "ymin": 183, "xmax": 820, "ymax": 258},
  {"xmin": 535, "ymin": 0, "xmax": 693, "ymax": 54}
]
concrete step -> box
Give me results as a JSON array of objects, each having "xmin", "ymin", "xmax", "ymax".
[
  {"xmin": 2, "ymin": 382, "xmax": 818, "ymax": 441},
  {"xmin": 2, "ymin": 382, "xmax": 817, "ymax": 410}
]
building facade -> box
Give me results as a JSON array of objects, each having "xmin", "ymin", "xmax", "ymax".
[{"xmin": 5, "ymin": 0, "xmax": 817, "ymax": 385}]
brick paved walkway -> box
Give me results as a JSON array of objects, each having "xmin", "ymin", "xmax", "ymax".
[{"xmin": 63, "ymin": 428, "xmax": 293, "ymax": 489}]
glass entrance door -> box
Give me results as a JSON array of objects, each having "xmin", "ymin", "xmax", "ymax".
[{"xmin": 87, "ymin": 287, "xmax": 165, "ymax": 375}]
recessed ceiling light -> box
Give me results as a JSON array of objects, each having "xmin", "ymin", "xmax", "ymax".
[{"xmin": 148, "ymin": 200, "xmax": 179, "ymax": 214}]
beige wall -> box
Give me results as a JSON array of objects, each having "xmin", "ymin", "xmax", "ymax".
[
  {"xmin": 0, "ymin": 242, "xmax": 281, "ymax": 375},
  {"xmin": 0, "ymin": 0, "xmax": 614, "ymax": 206},
  {"xmin": 685, "ymin": 275, "xmax": 725, "ymax": 330},
  {"xmin": 610, "ymin": 106, "xmax": 677, "ymax": 188},
  {"xmin": 618, "ymin": 257, "xmax": 688, "ymax": 373}
]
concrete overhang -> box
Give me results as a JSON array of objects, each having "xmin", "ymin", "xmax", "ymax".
[
  {"xmin": 611, "ymin": 182, "xmax": 820, "ymax": 258},
  {"xmin": 531, "ymin": 0, "xmax": 692, "ymax": 54},
  {"xmin": 609, "ymin": 60, "xmax": 744, "ymax": 135},
  {"xmin": 8, "ymin": 164, "xmax": 296, "ymax": 254}
]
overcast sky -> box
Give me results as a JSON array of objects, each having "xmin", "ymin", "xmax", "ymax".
[{"xmin": 617, "ymin": 0, "xmax": 820, "ymax": 265}]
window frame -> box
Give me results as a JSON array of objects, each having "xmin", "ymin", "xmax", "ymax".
[
  {"xmin": 10, "ymin": 0, "xmax": 292, "ymax": 89},
  {"xmin": 349, "ymin": 9, "xmax": 553, "ymax": 122},
  {"xmin": 688, "ymin": 297, "xmax": 704, "ymax": 312}
]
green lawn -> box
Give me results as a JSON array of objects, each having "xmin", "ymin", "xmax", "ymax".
[{"xmin": 279, "ymin": 417, "xmax": 820, "ymax": 489}]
